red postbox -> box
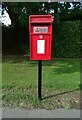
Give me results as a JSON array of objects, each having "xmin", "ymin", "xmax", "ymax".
[{"xmin": 29, "ymin": 15, "xmax": 52, "ymax": 60}]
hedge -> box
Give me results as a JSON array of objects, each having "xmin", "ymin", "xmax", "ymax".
[
  {"xmin": 52, "ymin": 20, "xmax": 81, "ymax": 58},
  {"xmin": 2, "ymin": 20, "xmax": 81, "ymax": 58}
]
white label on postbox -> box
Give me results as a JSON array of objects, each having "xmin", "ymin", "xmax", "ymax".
[
  {"xmin": 34, "ymin": 27, "xmax": 48, "ymax": 33},
  {"xmin": 37, "ymin": 40, "xmax": 45, "ymax": 54}
]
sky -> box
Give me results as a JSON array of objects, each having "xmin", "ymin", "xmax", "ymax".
[{"xmin": 0, "ymin": 4, "xmax": 11, "ymax": 26}]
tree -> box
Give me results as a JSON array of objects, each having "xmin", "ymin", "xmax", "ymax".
[
  {"xmin": 2, "ymin": 2, "xmax": 45, "ymax": 54},
  {"xmin": 2, "ymin": 2, "xmax": 82, "ymax": 27},
  {"xmin": 2, "ymin": 2, "xmax": 42, "ymax": 28},
  {"xmin": 2, "ymin": 2, "xmax": 82, "ymax": 55},
  {"xmin": 40, "ymin": 2, "xmax": 82, "ymax": 22}
]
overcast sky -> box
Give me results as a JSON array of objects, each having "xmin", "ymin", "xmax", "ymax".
[{"xmin": 0, "ymin": 4, "xmax": 11, "ymax": 26}]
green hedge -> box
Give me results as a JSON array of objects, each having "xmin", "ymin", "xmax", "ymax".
[
  {"xmin": 52, "ymin": 20, "xmax": 80, "ymax": 58},
  {"xmin": 3, "ymin": 20, "xmax": 81, "ymax": 58}
]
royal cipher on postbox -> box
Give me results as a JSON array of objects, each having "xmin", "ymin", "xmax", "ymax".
[{"xmin": 29, "ymin": 15, "xmax": 52, "ymax": 60}]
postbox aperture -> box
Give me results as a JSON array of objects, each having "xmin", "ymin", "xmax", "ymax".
[{"xmin": 29, "ymin": 15, "xmax": 52, "ymax": 60}]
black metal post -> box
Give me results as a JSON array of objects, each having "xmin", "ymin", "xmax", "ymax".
[{"xmin": 38, "ymin": 60, "xmax": 42, "ymax": 100}]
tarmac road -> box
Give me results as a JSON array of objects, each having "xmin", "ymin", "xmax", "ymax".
[{"xmin": 0, "ymin": 107, "xmax": 81, "ymax": 119}]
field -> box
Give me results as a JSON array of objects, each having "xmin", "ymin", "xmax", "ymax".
[{"xmin": 2, "ymin": 55, "xmax": 81, "ymax": 109}]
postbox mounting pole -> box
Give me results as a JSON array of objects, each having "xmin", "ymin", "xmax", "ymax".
[{"xmin": 38, "ymin": 60, "xmax": 42, "ymax": 100}]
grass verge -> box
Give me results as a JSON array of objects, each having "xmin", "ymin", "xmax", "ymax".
[{"xmin": 2, "ymin": 55, "xmax": 81, "ymax": 109}]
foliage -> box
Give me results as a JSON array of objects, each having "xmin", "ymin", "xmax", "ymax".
[
  {"xmin": 2, "ymin": 2, "xmax": 81, "ymax": 58},
  {"xmin": 52, "ymin": 20, "xmax": 80, "ymax": 58},
  {"xmin": 2, "ymin": 20, "xmax": 80, "ymax": 58},
  {"xmin": 2, "ymin": 2, "xmax": 82, "ymax": 27},
  {"xmin": 41, "ymin": 2, "xmax": 82, "ymax": 22},
  {"xmin": 2, "ymin": 2, "xmax": 42, "ymax": 27},
  {"xmin": 2, "ymin": 26, "xmax": 29, "ymax": 55}
]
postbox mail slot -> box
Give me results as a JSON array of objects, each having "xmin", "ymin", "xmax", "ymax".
[{"xmin": 30, "ymin": 16, "xmax": 52, "ymax": 23}]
